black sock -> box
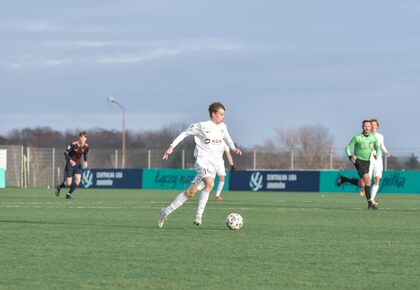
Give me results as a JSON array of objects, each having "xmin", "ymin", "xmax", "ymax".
[
  {"xmin": 59, "ymin": 182, "xmax": 66, "ymax": 188},
  {"xmin": 339, "ymin": 176, "xmax": 349, "ymax": 184},
  {"xmin": 349, "ymin": 178, "xmax": 359, "ymax": 186},
  {"xmin": 364, "ymin": 186, "xmax": 371, "ymax": 201},
  {"xmin": 69, "ymin": 183, "xmax": 79, "ymax": 194}
]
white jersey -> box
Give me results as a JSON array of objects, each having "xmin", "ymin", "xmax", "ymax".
[
  {"xmin": 193, "ymin": 140, "xmax": 229, "ymax": 158},
  {"xmin": 369, "ymin": 132, "xmax": 389, "ymax": 178},
  {"xmin": 171, "ymin": 120, "xmax": 236, "ymax": 162},
  {"xmin": 370, "ymin": 132, "xmax": 389, "ymax": 161}
]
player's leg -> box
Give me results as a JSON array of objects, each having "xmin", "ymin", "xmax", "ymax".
[
  {"xmin": 214, "ymin": 160, "xmax": 226, "ymax": 200},
  {"xmin": 364, "ymin": 161, "xmax": 373, "ymax": 197},
  {"xmin": 215, "ymin": 175, "xmax": 225, "ymax": 200},
  {"xmin": 55, "ymin": 163, "xmax": 72, "ymax": 196},
  {"xmin": 336, "ymin": 161, "xmax": 363, "ymax": 188},
  {"xmin": 357, "ymin": 160, "xmax": 376, "ymax": 209},
  {"xmin": 66, "ymin": 165, "xmax": 83, "ymax": 199},
  {"xmin": 66, "ymin": 173, "xmax": 81, "ymax": 199},
  {"xmin": 370, "ymin": 176, "xmax": 380, "ymax": 205},
  {"xmin": 193, "ymin": 159, "xmax": 216, "ymax": 225},
  {"xmin": 358, "ymin": 178, "xmax": 366, "ymax": 196},
  {"xmin": 361, "ymin": 173, "xmax": 371, "ymax": 201},
  {"xmin": 337, "ymin": 175, "xmax": 359, "ymax": 187},
  {"xmin": 196, "ymin": 181, "xmax": 205, "ymax": 191},
  {"xmin": 157, "ymin": 183, "xmax": 198, "ymax": 228},
  {"xmin": 194, "ymin": 176, "xmax": 215, "ymax": 225},
  {"xmin": 363, "ymin": 175, "xmax": 377, "ymax": 209},
  {"xmin": 355, "ymin": 160, "xmax": 366, "ymax": 197},
  {"xmin": 157, "ymin": 164, "xmax": 206, "ymax": 228},
  {"xmin": 371, "ymin": 162, "xmax": 382, "ymax": 204},
  {"xmin": 66, "ymin": 177, "xmax": 73, "ymax": 187},
  {"xmin": 64, "ymin": 176, "xmax": 74, "ymax": 199}
]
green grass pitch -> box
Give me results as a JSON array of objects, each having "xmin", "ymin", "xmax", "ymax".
[{"xmin": 1, "ymin": 188, "xmax": 420, "ymax": 289}]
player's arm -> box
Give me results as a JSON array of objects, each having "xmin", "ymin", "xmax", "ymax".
[
  {"xmin": 162, "ymin": 123, "xmax": 200, "ymax": 160},
  {"xmin": 64, "ymin": 143, "xmax": 76, "ymax": 166},
  {"xmin": 223, "ymin": 127, "xmax": 242, "ymax": 156},
  {"xmin": 345, "ymin": 137, "xmax": 357, "ymax": 162},
  {"xmin": 225, "ymin": 149, "xmax": 235, "ymax": 171},
  {"xmin": 83, "ymin": 146, "xmax": 89, "ymax": 168},
  {"xmin": 381, "ymin": 137, "xmax": 391, "ymax": 157}
]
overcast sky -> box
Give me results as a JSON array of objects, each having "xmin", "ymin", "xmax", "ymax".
[{"xmin": 1, "ymin": 0, "xmax": 419, "ymax": 152}]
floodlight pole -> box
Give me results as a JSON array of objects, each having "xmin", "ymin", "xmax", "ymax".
[{"xmin": 107, "ymin": 96, "xmax": 126, "ymax": 168}]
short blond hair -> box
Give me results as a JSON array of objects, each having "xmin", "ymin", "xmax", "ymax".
[{"xmin": 370, "ymin": 119, "xmax": 380, "ymax": 127}]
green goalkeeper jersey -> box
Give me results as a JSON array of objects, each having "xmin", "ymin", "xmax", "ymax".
[{"xmin": 345, "ymin": 133, "xmax": 380, "ymax": 161}]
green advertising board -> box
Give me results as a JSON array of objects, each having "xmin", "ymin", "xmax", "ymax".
[
  {"xmin": 142, "ymin": 168, "xmax": 229, "ymax": 190},
  {"xmin": 320, "ymin": 170, "xmax": 420, "ymax": 194},
  {"xmin": 0, "ymin": 169, "xmax": 5, "ymax": 188}
]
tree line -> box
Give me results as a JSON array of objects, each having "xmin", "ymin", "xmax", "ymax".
[
  {"xmin": 0, "ymin": 125, "xmax": 418, "ymax": 170},
  {"xmin": 0, "ymin": 125, "xmax": 194, "ymax": 150}
]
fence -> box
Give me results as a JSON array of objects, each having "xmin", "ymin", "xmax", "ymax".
[{"xmin": 1, "ymin": 145, "xmax": 419, "ymax": 188}]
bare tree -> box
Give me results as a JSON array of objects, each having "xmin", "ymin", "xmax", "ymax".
[
  {"xmin": 405, "ymin": 153, "xmax": 419, "ymax": 170},
  {"xmin": 1, "ymin": 125, "xmax": 195, "ymax": 150},
  {"xmin": 275, "ymin": 125, "xmax": 335, "ymax": 169}
]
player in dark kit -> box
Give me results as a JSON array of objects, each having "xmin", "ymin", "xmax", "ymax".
[{"xmin": 55, "ymin": 131, "xmax": 89, "ymax": 199}]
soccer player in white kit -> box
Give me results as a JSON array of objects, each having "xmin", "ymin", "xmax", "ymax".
[
  {"xmin": 195, "ymin": 141, "xmax": 235, "ymax": 201},
  {"xmin": 369, "ymin": 119, "xmax": 391, "ymax": 205},
  {"xmin": 158, "ymin": 102, "xmax": 242, "ymax": 228}
]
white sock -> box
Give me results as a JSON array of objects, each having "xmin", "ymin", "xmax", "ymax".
[
  {"xmin": 165, "ymin": 192, "xmax": 188, "ymax": 215},
  {"xmin": 195, "ymin": 191, "xmax": 210, "ymax": 218},
  {"xmin": 215, "ymin": 181, "xmax": 224, "ymax": 196},
  {"xmin": 371, "ymin": 184, "xmax": 379, "ymax": 200}
]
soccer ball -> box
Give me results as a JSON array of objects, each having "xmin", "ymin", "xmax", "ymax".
[{"xmin": 226, "ymin": 213, "xmax": 243, "ymax": 230}]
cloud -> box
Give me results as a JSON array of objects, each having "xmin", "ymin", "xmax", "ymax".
[
  {"xmin": 43, "ymin": 38, "xmax": 245, "ymax": 50},
  {"xmin": 2, "ymin": 58, "xmax": 69, "ymax": 70},
  {"xmin": 96, "ymin": 39, "xmax": 246, "ymax": 64},
  {"xmin": 44, "ymin": 41, "xmax": 109, "ymax": 48},
  {"xmin": 1, "ymin": 38, "xmax": 246, "ymax": 69},
  {"xmin": 97, "ymin": 47, "xmax": 185, "ymax": 64},
  {"xmin": 20, "ymin": 22, "xmax": 51, "ymax": 32}
]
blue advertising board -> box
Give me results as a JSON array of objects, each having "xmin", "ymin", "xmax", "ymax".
[
  {"xmin": 229, "ymin": 170, "xmax": 320, "ymax": 192},
  {"xmin": 80, "ymin": 169, "xmax": 142, "ymax": 189}
]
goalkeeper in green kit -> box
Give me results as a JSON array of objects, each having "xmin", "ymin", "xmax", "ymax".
[{"xmin": 337, "ymin": 120, "xmax": 380, "ymax": 209}]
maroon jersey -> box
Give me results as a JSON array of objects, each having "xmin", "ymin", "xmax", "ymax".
[{"xmin": 65, "ymin": 141, "xmax": 89, "ymax": 163}]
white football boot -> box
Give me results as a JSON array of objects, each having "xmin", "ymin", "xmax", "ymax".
[{"xmin": 193, "ymin": 215, "xmax": 202, "ymax": 226}]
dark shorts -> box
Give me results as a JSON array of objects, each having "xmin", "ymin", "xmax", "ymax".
[
  {"xmin": 354, "ymin": 159, "xmax": 370, "ymax": 178},
  {"xmin": 64, "ymin": 162, "xmax": 83, "ymax": 178}
]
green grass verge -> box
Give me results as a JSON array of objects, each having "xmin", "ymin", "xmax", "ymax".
[{"xmin": 0, "ymin": 188, "xmax": 419, "ymax": 289}]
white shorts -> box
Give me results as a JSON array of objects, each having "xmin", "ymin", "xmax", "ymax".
[
  {"xmin": 369, "ymin": 158, "xmax": 384, "ymax": 178},
  {"xmin": 191, "ymin": 158, "xmax": 218, "ymax": 186}
]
